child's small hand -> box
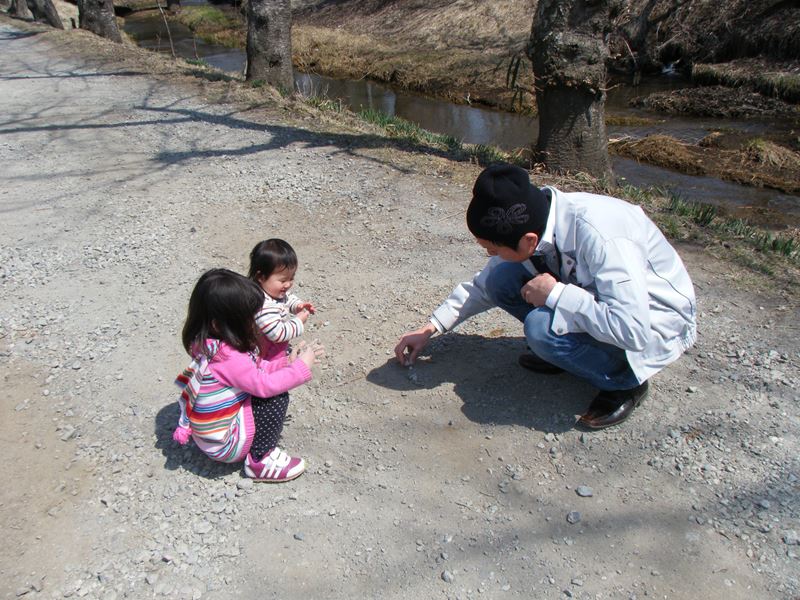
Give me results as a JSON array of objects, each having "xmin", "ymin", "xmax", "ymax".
[
  {"xmin": 296, "ymin": 302, "xmax": 316, "ymax": 315},
  {"xmin": 297, "ymin": 308, "xmax": 312, "ymax": 324},
  {"xmin": 288, "ymin": 344, "xmax": 301, "ymax": 363},
  {"xmin": 298, "ymin": 339, "xmax": 325, "ymax": 369}
]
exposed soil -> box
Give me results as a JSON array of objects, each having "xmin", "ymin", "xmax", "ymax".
[{"xmin": 2, "ymin": 13, "xmax": 800, "ymax": 600}]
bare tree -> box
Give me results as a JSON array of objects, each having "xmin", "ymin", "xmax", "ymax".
[
  {"xmin": 78, "ymin": 0, "xmax": 122, "ymax": 43},
  {"xmin": 527, "ymin": 0, "xmax": 621, "ymax": 177},
  {"xmin": 30, "ymin": 0, "xmax": 64, "ymax": 29},
  {"xmin": 10, "ymin": 0, "xmax": 34, "ymax": 21},
  {"xmin": 246, "ymin": 0, "xmax": 293, "ymax": 91}
]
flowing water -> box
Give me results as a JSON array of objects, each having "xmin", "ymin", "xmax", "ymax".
[{"xmin": 122, "ymin": 9, "xmax": 800, "ymax": 229}]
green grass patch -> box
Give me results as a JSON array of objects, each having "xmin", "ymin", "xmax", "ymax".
[
  {"xmin": 667, "ymin": 196, "xmax": 718, "ymax": 227},
  {"xmin": 185, "ymin": 58, "xmax": 209, "ymax": 68},
  {"xmin": 665, "ymin": 194, "xmax": 798, "ymax": 259},
  {"xmin": 355, "ymin": 108, "xmax": 523, "ymax": 166},
  {"xmin": 295, "ymin": 79, "xmax": 347, "ymax": 113},
  {"xmin": 176, "ymin": 6, "xmax": 233, "ymax": 32},
  {"xmin": 606, "ymin": 115, "xmax": 659, "ymax": 127},
  {"xmin": 616, "ymin": 184, "xmax": 798, "ymax": 279},
  {"xmin": 305, "ymin": 96, "xmax": 347, "ymax": 112},
  {"xmin": 172, "ymin": 6, "xmax": 244, "ymax": 48}
]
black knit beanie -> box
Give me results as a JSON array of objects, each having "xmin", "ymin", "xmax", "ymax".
[{"xmin": 466, "ymin": 163, "xmax": 550, "ymax": 248}]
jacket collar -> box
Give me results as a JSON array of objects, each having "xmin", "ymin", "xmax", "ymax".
[
  {"xmin": 535, "ymin": 187, "xmax": 558, "ymax": 253},
  {"xmin": 539, "ymin": 186, "xmax": 578, "ymax": 253}
]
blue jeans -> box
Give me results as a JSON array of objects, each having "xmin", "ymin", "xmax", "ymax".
[{"xmin": 485, "ymin": 261, "xmax": 640, "ymax": 391}]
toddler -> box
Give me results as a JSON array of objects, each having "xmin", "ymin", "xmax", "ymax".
[
  {"xmin": 248, "ymin": 239, "xmax": 315, "ymax": 360},
  {"xmin": 173, "ymin": 268, "xmax": 324, "ymax": 482}
]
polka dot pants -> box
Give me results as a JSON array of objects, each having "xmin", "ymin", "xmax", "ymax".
[{"xmin": 250, "ymin": 392, "xmax": 290, "ymax": 460}]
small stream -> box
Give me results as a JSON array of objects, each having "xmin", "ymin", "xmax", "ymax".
[{"xmin": 123, "ymin": 9, "xmax": 800, "ymax": 229}]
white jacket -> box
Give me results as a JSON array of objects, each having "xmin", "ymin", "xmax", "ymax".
[{"xmin": 431, "ymin": 186, "xmax": 697, "ymax": 383}]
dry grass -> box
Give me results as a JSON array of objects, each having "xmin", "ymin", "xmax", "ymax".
[
  {"xmin": 292, "ymin": 1, "xmax": 537, "ymax": 109},
  {"xmin": 611, "ymin": 135, "xmax": 705, "ymax": 175},
  {"xmin": 295, "ymin": 0, "xmax": 535, "ymax": 52},
  {"xmin": 610, "ymin": 134, "xmax": 800, "ymax": 195},
  {"xmin": 744, "ymin": 139, "xmax": 800, "ymax": 170},
  {"xmin": 292, "ymin": 24, "xmax": 533, "ymax": 109},
  {"xmin": 630, "ymin": 85, "xmax": 799, "ymax": 118},
  {"xmin": 693, "ymin": 60, "xmax": 800, "ymax": 104}
]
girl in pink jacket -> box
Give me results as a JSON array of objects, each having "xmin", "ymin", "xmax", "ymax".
[{"xmin": 174, "ymin": 269, "xmax": 324, "ymax": 482}]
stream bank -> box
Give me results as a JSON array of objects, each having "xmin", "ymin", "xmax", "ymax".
[{"xmin": 120, "ymin": 4, "xmax": 800, "ymax": 230}]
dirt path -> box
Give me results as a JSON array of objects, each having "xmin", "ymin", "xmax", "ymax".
[{"xmin": 1, "ymin": 18, "xmax": 798, "ymax": 600}]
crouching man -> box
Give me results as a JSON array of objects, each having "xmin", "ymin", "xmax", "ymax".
[{"xmin": 394, "ymin": 163, "xmax": 697, "ymax": 429}]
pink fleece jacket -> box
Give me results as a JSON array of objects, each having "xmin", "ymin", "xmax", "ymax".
[{"xmin": 174, "ymin": 340, "xmax": 312, "ymax": 463}]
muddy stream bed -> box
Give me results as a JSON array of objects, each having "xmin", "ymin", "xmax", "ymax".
[{"xmin": 123, "ymin": 8, "xmax": 800, "ymax": 229}]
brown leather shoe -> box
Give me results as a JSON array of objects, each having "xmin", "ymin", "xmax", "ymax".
[
  {"xmin": 578, "ymin": 381, "xmax": 649, "ymax": 429},
  {"xmin": 518, "ymin": 353, "xmax": 564, "ymax": 374}
]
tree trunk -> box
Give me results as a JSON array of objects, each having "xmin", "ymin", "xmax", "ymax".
[
  {"xmin": 246, "ymin": 0, "xmax": 293, "ymax": 92},
  {"xmin": 78, "ymin": 0, "xmax": 122, "ymax": 43},
  {"xmin": 10, "ymin": 0, "xmax": 34, "ymax": 21},
  {"xmin": 528, "ymin": 0, "xmax": 619, "ymax": 178},
  {"xmin": 30, "ymin": 0, "xmax": 64, "ymax": 29}
]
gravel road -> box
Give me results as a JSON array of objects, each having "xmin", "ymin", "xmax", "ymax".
[{"xmin": 1, "ymin": 17, "xmax": 798, "ymax": 600}]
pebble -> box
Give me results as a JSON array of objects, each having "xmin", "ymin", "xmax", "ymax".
[
  {"xmin": 566, "ymin": 511, "xmax": 581, "ymax": 524},
  {"xmin": 193, "ymin": 522, "xmax": 213, "ymax": 535},
  {"xmin": 576, "ymin": 486, "xmax": 593, "ymax": 498},
  {"xmin": 294, "ymin": 533, "xmax": 305, "ymax": 541},
  {"xmin": 59, "ymin": 425, "xmax": 76, "ymax": 441},
  {"xmin": 441, "ymin": 570, "xmax": 454, "ymax": 583}
]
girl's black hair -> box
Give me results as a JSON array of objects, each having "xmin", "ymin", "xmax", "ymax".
[
  {"xmin": 248, "ymin": 239, "xmax": 298, "ymax": 281},
  {"xmin": 182, "ymin": 268, "xmax": 264, "ymax": 356}
]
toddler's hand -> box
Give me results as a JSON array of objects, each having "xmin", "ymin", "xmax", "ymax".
[
  {"xmin": 298, "ymin": 339, "xmax": 325, "ymax": 369},
  {"xmin": 297, "ymin": 301, "xmax": 316, "ymax": 315},
  {"xmin": 297, "ymin": 308, "xmax": 312, "ymax": 323},
  {"xmin": 288, "ymin": 344, "xmax": 301, "ymax": 363}
]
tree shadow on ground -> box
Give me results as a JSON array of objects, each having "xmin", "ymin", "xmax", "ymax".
[
  {"xmin": 0, "ymin": 85, "xmax": 457, "ymax": 174},
  {"xmin": 0, "ymin": 28, "xmax": 43, "ymax": 41},
  {"xmin": 136, "ymin": 101, "xmax": 451, "ymax": 170},
  {"xmin": 153, "ymin": 401, "xmax": 241, "ymax": 479},
  {"xmin": 366, "ymin": 332, "xmax": 596, "ymax": 434}
]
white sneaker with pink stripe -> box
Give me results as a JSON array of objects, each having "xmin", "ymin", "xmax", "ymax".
[{"xmin": 244, "ymin": 447, "xmax": 305, "ymax": 483}]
